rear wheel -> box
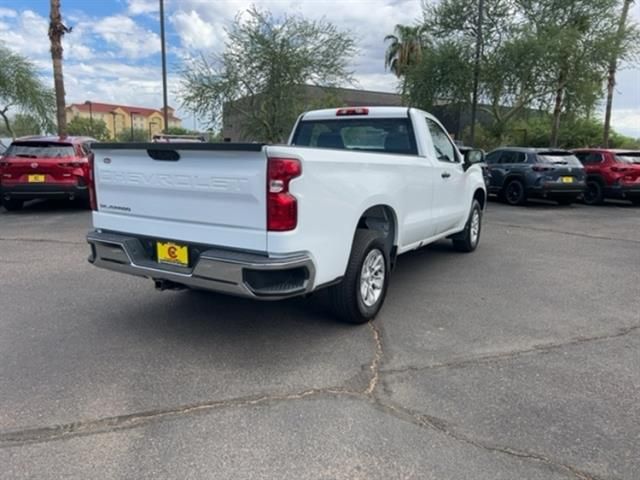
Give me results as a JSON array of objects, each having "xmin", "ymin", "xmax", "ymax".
[
  {"xmin": 504, "ymin": 179, "xmax": 526, "ymax": 206},
  {"xmin": 453, "ymin": 200, "xmax": 482, "ymax": 252},
  {"xmin": 583, "ymin": 180, "xmax": 604, "ymax": 205},
  {"xmin": 329, "ymin": 229, "xmax": 389, "ymax": 324},
  {"xmin": 2, "ymin": 199, "xmax": 23, "ymax": 211}
]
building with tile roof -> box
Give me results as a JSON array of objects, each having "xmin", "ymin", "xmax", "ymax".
[{"xmin": 65, "ymin": 102, "xmax": 182, "ymax": 139}]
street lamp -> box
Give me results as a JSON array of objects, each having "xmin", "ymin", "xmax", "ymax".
[
  {"xmin": 84, "ymin": 100, "xmax": 93, "ymax": 129},
  {"xmin": 110, "ymin": 110, "xmax": 118, "ymax": 139},
  {"xmin": 160, "ymin": 0, "xmax": 169, "ymax": 133},
  {"xmin": 129, "ymin": 111, "xmax": 140, "ymax": 140},
  {"xmin": 149, "ymin": 121, "xmax": 158, "ymax": 140}
]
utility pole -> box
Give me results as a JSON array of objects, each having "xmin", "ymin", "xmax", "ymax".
[
  {"xmin": 159, "ymin": 0, "xmax": 169, "ymax": 134},
  {"xmin": 603, "ymin": 0, "xmax": 633, "ymax": 147},
  {"xmin": 469, "ymin": 0, "xmax": 484, "ymax": 147}
]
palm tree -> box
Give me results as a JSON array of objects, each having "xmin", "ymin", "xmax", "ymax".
[
  {"xmin": 384, "ymin": 25, "xmax": 426, "ymax": 98},
  {"xmin": 384, "ymin": 24, "xmax": 425, "ymax": 82},
  {"xmin": 48, "ymin": 0, "xmax": 71, "ymax": 137}
]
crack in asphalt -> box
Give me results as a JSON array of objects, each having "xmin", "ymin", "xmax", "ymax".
[
  {"xmin": 381, "ymin": 324, "xmax": 640, "ymax": 377},
  {"xmin": 0, "ymin": 320, "xmax": 385, "ymax": 449},
  {"xmin": 0, "ymin": 319, "xmax": 628, "ymax": 480},
  {"xmin": 0, "ymin": 237, "xmax": 84, "ymax": 246},
  {"xmin": 488, "ymin": 221, "xmax": 640, "ymax": 245},
  {"xmin": 0, "ymin": 387, "xmax": 357, "ymax": 449},
  {"xmin": 364, "ymin": 321, "xmax": 383, "ymax": 395},
  {"xmin": 372, "ymin": 400, "xmax": 603, "ymax": 480}
]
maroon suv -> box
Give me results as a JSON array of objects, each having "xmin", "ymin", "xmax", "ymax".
[
  {"xmin": 573, "ymin": 149, "xmax": 640, "ymax": 205},
  {"xmin": 0, "ymin": 136, "xmax": 95, "ymax": 211}
]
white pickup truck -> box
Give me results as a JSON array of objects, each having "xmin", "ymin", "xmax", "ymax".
[{"xmin": 87, "ymin": 107, "xmax": 486, "ymax": 323}]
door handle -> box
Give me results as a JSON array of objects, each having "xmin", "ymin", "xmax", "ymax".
[{"xmin": 441, "ymin": 172, "xmax": 451, "ymax": 179}]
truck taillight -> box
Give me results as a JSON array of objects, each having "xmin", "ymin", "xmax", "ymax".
[
  {"xmin": 267, "ymin": 157, "xmax": 301, "ymax": 231},
  {"xmin": 88, "ymin": 153, "xmax": 97, "ymax": 211},
  {"xmin": 336, "ymin": 107, "xmax": 369, "ymax": 116}
]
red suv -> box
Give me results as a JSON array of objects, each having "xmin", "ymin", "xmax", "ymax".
[
  {"xmin": 573, "ymin": 149, "xmax": 640, "ymax": 205},
  {"xmin": 0, "ymin": 136, "xmax": 95, "ymax": 211}
]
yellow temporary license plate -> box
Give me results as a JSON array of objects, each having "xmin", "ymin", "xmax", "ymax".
[
  {"xmin": 28, "ymin": 174, "xmax": 46, "ymax": 183},
  {"xmin": 561, "ymin": 176, "xmax": 574, "ymax": 183},
  {"xmin": 156, "ymin": 241, "xmax": 189, "ymax": 267}
]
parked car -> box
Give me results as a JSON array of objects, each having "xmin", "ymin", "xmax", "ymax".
[
  {"xmin": 86, "ymin": 106, "xmax": 487, "ymax": 324},
  {"xmin": 0, "ymin": 136, "xmax": 95, "ymax": 211},
  {"xmin": 572, "ymin": 149, "xmax": 640, "ymax": 205},
  {"xmin": 485, "ymin": 147, "xmax": 586, "ymax": 205}
]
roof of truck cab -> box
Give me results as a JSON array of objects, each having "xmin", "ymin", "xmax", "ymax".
[{"xmin": 300, "ymin": 106, "xmax": 412, "ymax": 121}]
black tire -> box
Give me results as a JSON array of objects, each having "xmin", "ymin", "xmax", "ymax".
[
  {"xmin": 329, "ymin": 229, "xmax": 389, "ymax": 324},
  {"xmin": 453, "ymin": 200, "xmax": 482, "ymax": 252},
  {"xmin": 583, "ymin": 180, "xmax": 604, "ymax": 205},
  {"xmin": 2, "ymin": 199, "xmax": 23, "ymax": 211},
  {"xmin": 556, "ymin": 196, "xmax": 577, "ymax": 206},
  {"xmin": 503, "ymin": 179, "xmax": 526, "ymax": 206}
]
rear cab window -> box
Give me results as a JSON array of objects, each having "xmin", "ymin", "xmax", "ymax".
[
  {"xmin": 5, "ymin": 142, "xmax": 76, "ymax": 159},
  {"xmin": 291, "ymin": 118, "xmax": 418, "ymax": 155}
]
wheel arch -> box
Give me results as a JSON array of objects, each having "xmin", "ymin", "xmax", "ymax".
[
  {"xmin": 356, "ymin": 204, "xmax": 398, "ymax": 264},
  {"xmin": 472, "ymin": 188, "xmax": 486, "ymax": 210}
]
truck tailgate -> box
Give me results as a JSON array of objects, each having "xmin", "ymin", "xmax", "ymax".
[{"xmin": 91, "ymin": 143, "xmax": 268, "ymax": 252}]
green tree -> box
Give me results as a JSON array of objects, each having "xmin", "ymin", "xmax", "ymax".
[
  {"xmin": 67, "ymin": 116, "xmax": 110, "ymax": 140},
  {"xmin": 404, "ymin": 41, "xmax": 473, "ymax": 109},
  {"xmin": 420, "ymin": 0, "xmax": 552, "ymax": 143},
  {"xmin": 116, "ymin": 128, "xmax": 147, "ymax": 142},
  {"xmin": 0, "ymin": 114, "xmax": 41, "ymax": 137},
  {"xmin": 0, "ymin": 45, "xmax": 55, "ymax": 139},
  {"xmin": 384, "ymin": 24, "xmax": 426, "ymax": 97},
  {"xmin": 518, "ymin": 0, "xmax": 621, "ymax": 147},
  {"xmin": 180, "ymin": 7, "xmax": 356, "ymax": 143}
]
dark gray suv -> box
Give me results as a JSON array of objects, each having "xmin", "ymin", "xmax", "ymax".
[{"xmin": 485, "ymin": 147, "xmax": 587, "ymax": 205}]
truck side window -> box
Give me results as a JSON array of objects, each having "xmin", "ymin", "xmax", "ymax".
[{"xmin": 426, "ymin": 118, "xmax": 458, "ymax": 163}]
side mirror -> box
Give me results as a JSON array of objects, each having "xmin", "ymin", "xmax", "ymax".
[{"xmin": 464, "ymin": 149, "xmax": 485, "ymax": 170}]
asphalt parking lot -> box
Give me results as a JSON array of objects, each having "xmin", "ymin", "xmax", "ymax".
[{"xmin": 1, "ymin": 199, "xmax": 638, "ymax": 480}]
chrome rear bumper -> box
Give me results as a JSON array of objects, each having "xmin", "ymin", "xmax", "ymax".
[{"xmin": 87, "ymin": 230, "xmax": 315, "ymax": 300}]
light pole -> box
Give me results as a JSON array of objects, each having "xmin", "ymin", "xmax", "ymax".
[
  {"xmin": 159, "ymin": 0, "xmax": 169, "ymax": 134},
  {"xmin": 469, "ymin": 0, "xmax": 484, "ymax": 147},
  {"xmin": 130, "ymin": 111, "xmax": 139, "ymax": 140},
  {"xmin": 84, "ymin": 100, "xmax": 93, "ymax": 130}
]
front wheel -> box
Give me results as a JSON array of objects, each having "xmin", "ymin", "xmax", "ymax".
[
  {"xmin": 452, "ymin": 200, "xmax": 482, "ymax": 252},
  {"xmin": 329, "ymin": 229, "xmax": 389, "ymax": 324}
]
